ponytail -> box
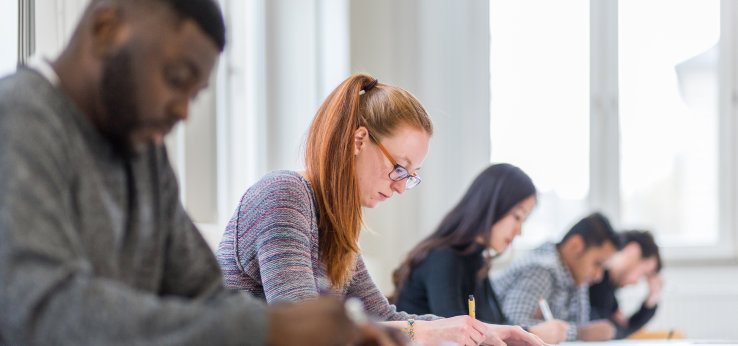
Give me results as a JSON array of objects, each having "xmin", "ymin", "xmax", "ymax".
[{"xmin": 305, "ymin": 73, "xmax": 433, "ymax": 288}]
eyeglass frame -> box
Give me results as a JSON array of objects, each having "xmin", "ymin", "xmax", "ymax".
[{"xmin": 367, "ymin": 132, "xmax": 422, "ymax": 189}]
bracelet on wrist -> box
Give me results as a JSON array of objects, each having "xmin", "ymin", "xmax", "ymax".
[{"xmin": 402, "ymin": 318, "xmax": 415, "ymax": 342}]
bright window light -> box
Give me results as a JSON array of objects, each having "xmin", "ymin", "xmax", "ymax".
[
  {"xmin": 490, "ymin": 0, "xmax": 590, "ymax": 245},
  {"xmin": 618, "ymin": 0, "xmax": 720, "ymax": 246}
]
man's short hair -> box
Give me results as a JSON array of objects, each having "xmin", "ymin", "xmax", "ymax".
[
  {"xmin": 559, "ymin": 212, "xmax": 619, "ymax": 251},
  {"xmin": 619, "ymin": 230, "xmax": 663, "ymax": 272},
  {"xmin": 160, "ymin": 0, "xmax": 226, "ymax": 51}
]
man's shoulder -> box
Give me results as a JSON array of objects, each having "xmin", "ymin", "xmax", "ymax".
[
  {"xmin": 0, "ymin": 69, "xmax": 55, "ymax": 109},
  {"xmin": 504, "ymin": 259, "xmax": 558, "ymax": 280},
  {"xmin": 0, "ymin": 70, "xmax": 68, "ymax": 145},
  {"xmin": 510, "ymin": 243, "xmax": 560, "ymax": 270}
]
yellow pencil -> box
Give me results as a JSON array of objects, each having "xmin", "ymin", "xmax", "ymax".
[{"xmin": 468, "ymin": 295, "xmax": 475, "ymax": 319}]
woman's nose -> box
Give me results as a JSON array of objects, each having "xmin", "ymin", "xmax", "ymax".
[{"xmin": 390, "ymin": 179, "xmax": 406, "ymax": 194}]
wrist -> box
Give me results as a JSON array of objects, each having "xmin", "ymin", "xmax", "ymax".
[
  {"xmin": 401, "ymin": 318, "xmax": 416, "ymax": 342},
  {"xmin": 645, "ymin": 295, "xmax": 660, "ymax": 308}
]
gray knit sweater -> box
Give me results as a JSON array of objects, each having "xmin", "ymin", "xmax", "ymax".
[
  {"xmin": 0, "ymin": 68, "xmax": 267, "ymax": 345},
  {"xmin": 217, "ymin": 170, "xmax": 438, "ymax": 322}
]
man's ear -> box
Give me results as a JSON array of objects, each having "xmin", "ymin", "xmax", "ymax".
[
  {"xmin": 569, "ymin": 234, "xmax": 585, "ymax": 256},
  {"xmin": 622, "ymin": 242, "xmax": 642, "ymax": 259},
  {"xmin": 353, "ymin": 126, "xmax": 369, "ymax": 155},
  {"xmin": 89, "ymin": 4, "xmax": 129, "ymax": 58}
]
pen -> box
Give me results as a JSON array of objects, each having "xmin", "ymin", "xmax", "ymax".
[
  {"xmin": 468, "ymin": 295, "xmax": 475, "ymax": 319},
  {"xmin": 538, "ymin": 298, "xmax": 554, "ymax": 321},
  {"xmin": 344, "ymin": 297, "xmax": 368, "ymax": 325}
]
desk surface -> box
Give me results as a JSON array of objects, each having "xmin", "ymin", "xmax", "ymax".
[{"xmin": 560, "ymin": 341, "xmax": 738, "ymax": 345}]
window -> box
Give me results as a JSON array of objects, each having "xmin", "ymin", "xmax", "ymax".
[
  {"xmin": 490, "ymin": 0, "xmax": 590, "ymax": 247},
  {"xmin": 490, "ymin": 0, "xmax": 736, "ymax": 259},
  {"xmin": 619, "ymin": 0, "xmax": 720, "ymax": 247},
  {"xmin": 0, "ymin": 1, "xmax": 18, "ymax": 77}
]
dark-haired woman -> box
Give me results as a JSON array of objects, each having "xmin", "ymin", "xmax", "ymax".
[{"xmin": 393, "ymin": 163, "xmax": 569, "ymax": 344}]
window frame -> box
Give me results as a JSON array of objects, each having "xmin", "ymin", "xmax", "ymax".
[
  {"xmin": 593, "ymin": 0, "xmax": 738, "ymax": 261},
  {"xmin": 493, "ymin": 0, "xmax": 738, "ymax": 262}
]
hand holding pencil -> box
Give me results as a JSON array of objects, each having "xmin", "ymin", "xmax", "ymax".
[
  {"xmin": 529, "ymin": 298, "xmax": 571, "ymax": 344},
  {"xmin": 538, "ymin": 298, "xmax": 554, "ymax": 321},
  {"xmin": 468, "ymin": 295, "xmax": 475, "ymax": 319}
]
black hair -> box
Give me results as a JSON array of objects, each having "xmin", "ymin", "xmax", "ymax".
[
  {"xmin": 559, "ymin": 212, "xmax": 619, "ymax": 251},
  {"xmin": 162, "ymin": 0, "xmax": 226, "ymax": 51},
  {"xmin": 620, "ymin": 230, "xmax": 663, "ymax": 272},
  {"xmin": 392, "ymin": 163, "xmax": 536, "ymax": 301}
]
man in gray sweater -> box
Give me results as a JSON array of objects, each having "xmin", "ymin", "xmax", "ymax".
[{"xmin": 0, "ymin": 1, "xmax": 396, "ymax": 345}]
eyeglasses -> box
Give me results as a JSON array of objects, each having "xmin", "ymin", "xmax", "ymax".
[{"xmin": 368, "ymin": 133, "xmax": 422, "ymax": 189}]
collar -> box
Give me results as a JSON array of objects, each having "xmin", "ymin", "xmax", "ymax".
[
  {"xmin": 541, "ymin": 242, "xmax": 579, "ymax": 289},
  {"xmin": 26, "ymin": 55, "xmax": 60, "ymax": 87}
]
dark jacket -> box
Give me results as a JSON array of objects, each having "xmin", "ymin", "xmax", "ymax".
[
  {"xmin": 395, "ymin": 244, "xmax": 508, "ymax": 324},
  {"xmin": 589, "ymin": 270, "xmax": 658, "ymax": 338}
]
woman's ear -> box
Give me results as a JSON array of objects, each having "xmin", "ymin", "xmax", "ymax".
[{"xmin": 354, "ymin": 126, "xmax": 369, "ymax": 155}]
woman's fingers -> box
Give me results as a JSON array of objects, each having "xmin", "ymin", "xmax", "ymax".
[
  {"xmin": 468, "ymin": 325, "xmax": 486, "ymax": 345},
  {"xmin": 484, "ymin": 332, "xmax": 507, "ymax": 346}
]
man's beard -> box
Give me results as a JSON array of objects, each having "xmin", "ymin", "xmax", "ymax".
[{"xmin": 99, "ymin": 47, "xmax": 142, "ymax": 158}]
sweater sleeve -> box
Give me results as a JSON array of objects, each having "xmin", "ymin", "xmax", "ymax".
[
  {"xmin": 157, "ymin": 147, "xmax": 237, "ymax": 300},
  {"xmin": 618, "ymin": 303, "xmax": 657, "ymax": 338},
  {"xmin": 0, "ymin": 105, "xmax": 267, "ymax": 345},
  {"xmin": 247, "ymin": 176, "xmax": 322, "ymax": 303},
  {"xmin": 345, "ymin": 255, "xmax": 440, "ymax": 322}
]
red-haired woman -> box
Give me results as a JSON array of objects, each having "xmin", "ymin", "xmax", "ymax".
[{"xmin": 217, "ymin": 74, "xmax": 545, "ymax": 346}]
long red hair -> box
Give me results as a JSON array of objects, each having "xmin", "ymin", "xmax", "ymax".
[{"xmin": 305, "ymin": 74, "xmax": 433, "ymax": 287}]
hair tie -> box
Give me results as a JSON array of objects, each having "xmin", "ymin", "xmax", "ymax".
[{"xmin": 362, "ymin": 79, "xmax": 378, "ymax": 93}]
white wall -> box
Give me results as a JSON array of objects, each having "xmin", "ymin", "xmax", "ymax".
[
  {"xmin": 352, "ymin": 0, "xmax": 492, "ymax": 297},
  {"xmin": 637, "ymin": 265, "xmax": 738, "ymax": 340},
  {"xmin": 34, "ymin": 0, "xmax": 87, "ymax": 59}
]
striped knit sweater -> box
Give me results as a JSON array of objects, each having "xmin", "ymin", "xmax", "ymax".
[{"xmin": 217, "ymin": 170, "xmax": 437, "ymax": 321}]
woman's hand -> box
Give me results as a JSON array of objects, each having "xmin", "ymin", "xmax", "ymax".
[
  {"xmin": 413, "ymin": 316, "xmax": 489, "ymax": 346},
  {"xmin": 528, "ymin": 319, "xmax": 570, "ymax": 344},
  {"xmin": 482, "ymin": 324, "xmax": 548, "ymax": 346}
]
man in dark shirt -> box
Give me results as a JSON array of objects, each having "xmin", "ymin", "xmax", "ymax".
[
  {"xmin": 589, "ymin": 230, "xmax": 663, "ymax": 339},
  {"xmin": 0, "ymin": 1, "xmax": 397, "ymax": 345}
]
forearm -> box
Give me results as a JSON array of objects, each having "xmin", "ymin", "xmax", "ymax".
[
  {"xmin": 622, "ymin": 303, "xmax": 657, "ymax": 337},
  {"xmin": 346, "ymin": 256, "xmax": 438, "ymax": 322},
  {"xmin": 499, "ymin": 268, "xmax": 555, "ymax": 327},
  {"xmin": 500, "ymin": 292, "xmax": 544, "ymax": 327},
  {"xmin": 380, "ymin": 320, "xmax": 410, "ymax": 329},
  {"xmin": 379, "ymin": 319, "xmax": 446, "ymax": 343},
  {"xmin": 372, "ymin": 305, "xmax": 439, "ymax": 322},
  {"xmin": 2, "ymin": 269, "xmax": 267, "ymax": 345}
]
